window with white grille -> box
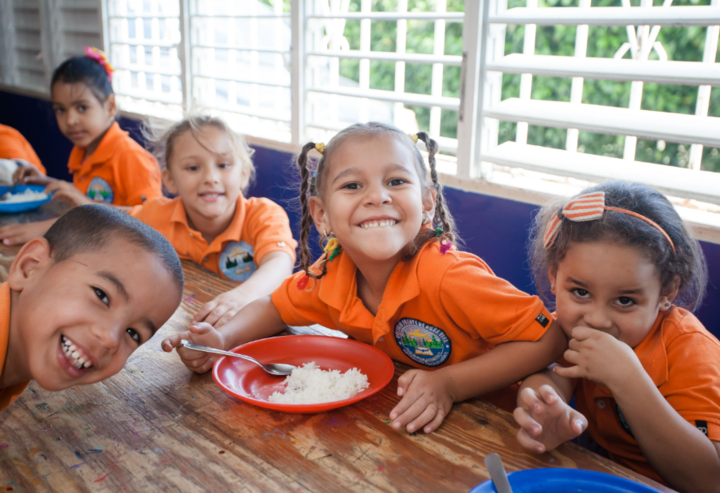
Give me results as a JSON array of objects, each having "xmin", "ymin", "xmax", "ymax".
[
  {"xmin": 189, "ymin": 0, "xmax": 292, "ymax": 142},
  {"xmin": 477, "ymin": 0, "xmax": 720, "ymax": 208},
  {"xmin": 105, "ymin": 0, "xmax": 184, "ymax": 119},
  {"xmin": 303, "ymin": 1, "xmax": 464, "ymax": 161}
]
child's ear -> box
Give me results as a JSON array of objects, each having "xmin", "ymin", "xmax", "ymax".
[
  {"xmin": 7, "ymin": 238, "xmax": 52, "ymax": 291},
  {"xmin": 162, "ymin": 168, "xmax": 178, "ymax": 195},
  {"xmin": 423, "ymin": 187, "xmax": 437, "ymax": 220},
  {"xmin": 105, "ymin": 93, "xmax": 117, "ymax": 119},
  {"xmin": 308, "ymin": 196, "xmax": 330, "ymax": 236},
  {"xmin": 548, "ymin": 268, "xmax": 557, "ymax": 295},
  {"xmin": 659, "ymin": 276, "xmax": 681, "ymax": 311}
]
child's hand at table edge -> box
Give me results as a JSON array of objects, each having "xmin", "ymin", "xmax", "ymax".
[
  {"xmin": 389, "ymin": 369, "xmax": 454, "ymax": 434},
  {"xmin": 514, "ymin": 384, "xmax": 587, "ymax": 453},
  {"xmin": 162, "ymin": 322, "xmax": 226, "ymax": 374},
  {"xmin": 193, "ymin": 289, "xmax": 251, "ymax": 328},
  {"xmin": 0, "ymin": 220, "xmax": 54, "ymax": 246}
]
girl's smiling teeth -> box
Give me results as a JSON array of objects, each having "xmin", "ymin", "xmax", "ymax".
[
  {"xmin": 360, "ymin": 219, "xmax": 398, "ymax": 229},
  {"xmin": 61, "ymin": 335, "xmax": 93, "ymax": 370}
]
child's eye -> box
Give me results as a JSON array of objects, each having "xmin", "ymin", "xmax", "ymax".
[
  {"xmin": 616, "ymin": 297, "xmax": 636, "ymax": 307},
  {"xmin": 93, "ymin": 287, "xmax": 109, "ymax": 306},
  {"xmin": 187, "ymin": 165, "xmax": 199, "ymax": 172},
  {"xmin": 342, "ymin": 182, "xmax": 360, "ymax": 190},
  {"xmin": 218, "ymin": 162, "xmax": 230, "ymax": 169},
  {"xmin": 388, "ymin": 178, "xmax": 406, "ymax": 186},
  {"xmin": 572, "ymin": 288, "xmax": 590, "ymax": 299},
  {"xmin": 126, "ymin": 328, "xmax": 142, "ymax": 345},
  {"xmin": 78, "ymin": 105, "xmax": 88, "ymax": 112}
]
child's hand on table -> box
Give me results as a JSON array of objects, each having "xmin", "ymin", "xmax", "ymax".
[
  {"xmin": 0, "ymin": 220, "xmax": 54, "ymax": 246},
  {"xmin": 162, "ymin": 322, "xmax": 226, "ymax": 374},
  {"xmin": 389, "ymin": 369, "xmax": 454, "ymax": 434},
  {"xmin": 193, "ymin": 289, "xmax": 251, "ymax": 328},
  {"xmin": 514, "ymin": 384, "xmax": 587, "ymax": 453}
]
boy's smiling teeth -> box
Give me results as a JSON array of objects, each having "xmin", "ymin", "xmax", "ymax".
[
  {"xmin": 360, "ymin": 219, "xmax": 397, "ymax": 229},
  {"xmin": 61, "ymin": 335, "xmax": 93, "ymax": 370}
]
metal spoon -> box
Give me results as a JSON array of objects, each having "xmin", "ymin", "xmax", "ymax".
[
  {"xmin": 484, "ymin": 453, "xmax": 514, "ymax": 493},
  {"xmin": 180, "ymin": 340, "xmax": 297, "ymax": 376},
  {"xmin": 0, "ymin": 183, "xmax": 19, "ymax": 201}
]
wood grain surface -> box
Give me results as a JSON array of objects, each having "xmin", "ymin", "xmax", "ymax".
[{"xmin": 0, "ymin": 209, "xmax": 674, "ymax": 492}]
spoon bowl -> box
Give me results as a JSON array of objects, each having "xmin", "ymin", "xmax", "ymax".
[{"xmin": 180, "ymin": 340, "xmax": 296, "ymax": 376}]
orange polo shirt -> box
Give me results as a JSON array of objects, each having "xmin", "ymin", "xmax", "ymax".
[
  {"xmin": 0, "ymin": 124, "xmax": 46, "ymax": 174},
  {"xmin": 0, "ymin": 283, "xmax": 29, "ymax": 412},
  {"xmin": 131, "ymin": 195, "xmax": 297, "ymax": 282},
  {"xmin": 272, "ymin": 241, "xmax": 552, "ymax": 371},
  {"xmin": 571, "ymin": 307, "xmax": 720, "ymax": 484},
  {"xmin": 68, "ymin": 122, "xmax": 161, "ymax": 206}
]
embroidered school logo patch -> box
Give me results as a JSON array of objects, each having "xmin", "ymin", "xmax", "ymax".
[
  {"xmin": 219, "ymin": 241, "xmax": 257, "ymax": 282},
  {"xmin": 86, "ymin": 177, "xmax": 113, "ymax": 203},
  {"xmin": 394, "ymin": 318, "xmax": 451, "ymax": 367}
]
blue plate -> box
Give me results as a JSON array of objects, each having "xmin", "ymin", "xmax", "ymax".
[
  {"xmin": 470, "ymin": 468, "xmax": 661, "ymax": 493},
  {"xmin": 0, "ymin": 185, "xmax": 52, "ymax": 213}
]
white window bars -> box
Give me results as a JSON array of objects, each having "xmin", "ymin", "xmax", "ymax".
[
  {"xmin": 478, "ymin": 0, "xmax": 720, "ymax": 205},
  {"xmin": 97, "ymin": 0, "xmax": 720, "ymax": 209}
]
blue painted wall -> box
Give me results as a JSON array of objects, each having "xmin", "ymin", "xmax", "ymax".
[{"xmin": 2, "ymin": 89, "xmax": 718, "ymax": 338}]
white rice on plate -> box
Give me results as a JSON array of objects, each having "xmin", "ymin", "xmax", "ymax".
[
  {"xmin": 268, "ymin": 362, "xmax": 369, "ymax": 404},
  {"xmin": 3, "ymin": 189, "xmax": 48, "ymax": 203}
]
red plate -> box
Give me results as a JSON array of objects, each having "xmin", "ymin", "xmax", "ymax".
[{"xmin": 212, "ymin": 335, "xmax": 395, "ymax": 413}]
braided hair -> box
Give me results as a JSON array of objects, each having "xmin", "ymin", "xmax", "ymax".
[{"xmin": 295, "ymin": 122, "xmax": 459, "ymax": 282}]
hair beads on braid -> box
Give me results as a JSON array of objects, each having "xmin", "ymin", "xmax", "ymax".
[{"xmin": 417, "ymin": 131, "xmax": 456, "ymax": 247}]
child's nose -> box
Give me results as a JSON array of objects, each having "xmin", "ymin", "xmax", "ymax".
[
  {"xmin": 582, "ymin": 305, "xmax": 613, "ymax": 331},
  {"xmin": 90, "ymin": 323, "xmax": 122, "ymax": 350},
  {"xmin": 202, "ymin": 166, "xmax": 220, "ymax": 183},
  {"xmin": 364, "ymin": 183, "xmax": 391, "ymax": 205}
]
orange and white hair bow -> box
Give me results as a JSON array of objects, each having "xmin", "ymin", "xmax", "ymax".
[
  {"xmin": 543, "ymin": 191, "xmax": 675, "ymax": 252},
  {"xmin": 84, "ymin": 46, "xmax": 115, "ymax": 82}
]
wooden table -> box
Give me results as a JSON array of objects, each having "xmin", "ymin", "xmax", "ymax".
[{"xmin": 0, "ymin": 209, "xmax": 673, "ymax": 492}]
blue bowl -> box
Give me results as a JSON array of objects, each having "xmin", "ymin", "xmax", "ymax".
[
  {"xmin": 0, "ymin": 185, "xmax": 52, "ymax": 213},
  {"xmin": 470, "ymin": 468, "xmax": 661, "ymax": 493}
]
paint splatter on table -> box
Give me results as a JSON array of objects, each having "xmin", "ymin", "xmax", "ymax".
[{"xmin": 0, "ymin": 211, "xmax": 674, "ymax": 492}]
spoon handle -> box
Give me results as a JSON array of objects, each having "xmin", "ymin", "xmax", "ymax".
[
  {"xmin": 180, "ymin": 340, "xmax": 263, "ymax": 367},
  {"xmin": 484, "ymin": 453, "xmax": 513, "ymax": 493}
]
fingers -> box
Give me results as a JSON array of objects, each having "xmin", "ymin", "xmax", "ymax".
[
  {"xmin": 215, "ymin": 308, "xmax": 239, "ymax": 329},
  {"xmin": 537, "ymin": 384, "xmax": 560, "ymax": 406},
  {"xmin": 516, "ymin": 427, "xmax": 547, "ymax": 454},
  {"xmin": 390, "ymin": 388, "xmax": 420, "ymax": 424},
  {"xmin": 0, "ymin": 225, "xmax": 32, "ymax": 246},
  {"xmin": 569, "ymin": 410, "xmax": 588, "ymax": 435},
  {"xmin": 396, "ymin": 370, "xmax": 418, "ymax": 398},
  {"xmin": 193, "ymin": 300, "xmax": 217, "ymax": 323},
  {"xmin": 513, "ymin": 406, "xmax": 542, "ymax": 437},
  {"xmin": 198, "ymin": 303, "xmax": 230, "ymax": 327},
  {"xmin": 406, "ymin": 403, "xmax": 445, "ymax": 434},
  {"xmin": 161, "ymin": 331, "xmax": 190, "ymax": 351},
  {"xmin": 554, "ymin": 364, "xmax": 582, "ymax": 379}
]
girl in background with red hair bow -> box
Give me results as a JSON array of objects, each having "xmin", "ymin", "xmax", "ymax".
[
  {"xmin": 514, "ymin": 180, "xmax": 720, "ymax": 491},
  {"xmin": 0, "ymin": 47, "xmax": 162, "ymax": 246}
]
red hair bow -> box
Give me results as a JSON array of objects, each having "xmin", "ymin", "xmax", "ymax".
[{"xmin": 84, "ymin": 46, "xmax": 115, "ymax": 82}]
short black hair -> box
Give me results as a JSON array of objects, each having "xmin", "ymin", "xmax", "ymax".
[
  {"xmin": 51, "ymin": 56, "xmax": 113, "ymax": 102},
  {"xmin": 44, "ymin": 205, "xmax": 184, "ymax": 293}
]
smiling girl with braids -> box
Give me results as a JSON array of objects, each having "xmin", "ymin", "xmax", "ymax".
[{"xmin": 163, "ymin": 122, "xmax": 566, "ymax": 434}]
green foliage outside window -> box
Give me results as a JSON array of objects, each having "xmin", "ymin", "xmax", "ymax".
[{"xmin": 265, "ymin": 0, "xmax": 719, "ymax": 172}]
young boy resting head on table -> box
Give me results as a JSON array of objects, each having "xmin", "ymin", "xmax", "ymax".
[{"xmin": 0, "ymin": 204, "xmax": 184, "ymax": 412}]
